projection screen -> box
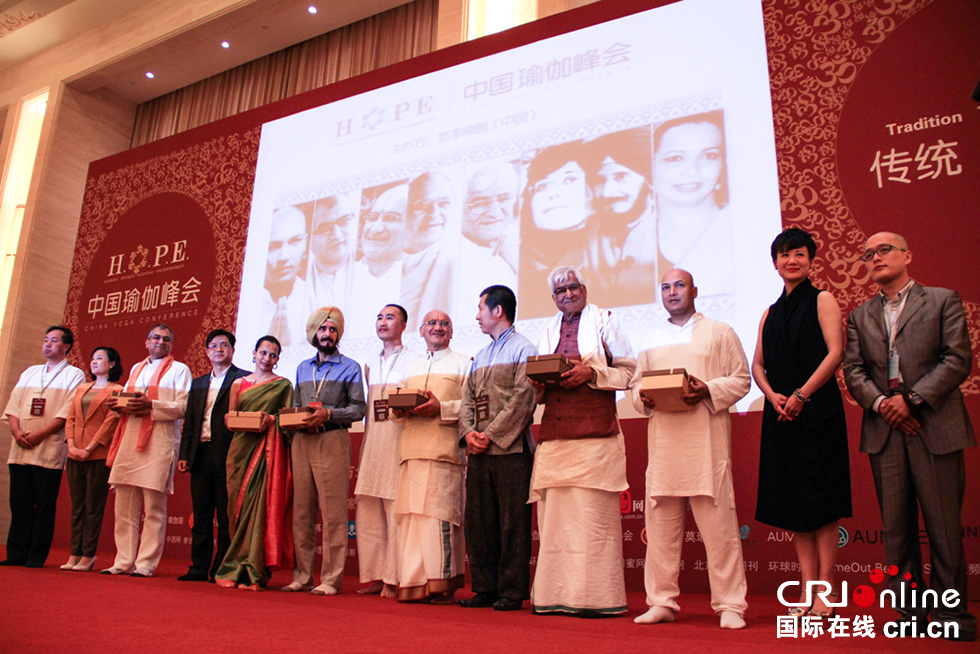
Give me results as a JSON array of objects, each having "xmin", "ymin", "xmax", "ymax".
[{"xmin": 235, "ymin": 0, "xmax": 783, "ymax": 410}]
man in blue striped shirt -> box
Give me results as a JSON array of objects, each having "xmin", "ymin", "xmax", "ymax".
[
  {"xmin": 282, "ymin": 306, "xmax": 366, "ymax": 596},
  {"xmin": 458, "ymin": 285, "xmax": 537, "ymax": 611}
]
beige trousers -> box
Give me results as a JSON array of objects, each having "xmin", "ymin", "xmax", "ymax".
[
  {"xmin": 644, "ymin": 477, "xmax": 748, "ymax": 614},
  {"xmin": 111, "ymin": 484, "xmax": 167, "ymax": 573},
  {"xmin": 291, "ymin": 429, "xmax": 351, "ymax": 590},
  {"xmin": 355, "ymin": 495, "xmax": 398, "ymax": 585}
]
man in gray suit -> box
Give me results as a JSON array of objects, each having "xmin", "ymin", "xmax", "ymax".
[{"xmin": 843, "ymin": 231, "xmax": 976, "ymax": 641}]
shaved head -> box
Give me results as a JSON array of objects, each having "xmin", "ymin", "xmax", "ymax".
[
  {"xmin": 661, "ymin": 267, "xmax": 694, "ymax": 287},
  {"xmin": 660, "ymin": 268, "xmax": 697, "ymax": 324},
  {"xmin": 863, "ymin": 231, "xmax": 912, "ymax": 293},
  {"xmin": 865, "ymin": 231, "xmax": 908, "ymax": 251}
]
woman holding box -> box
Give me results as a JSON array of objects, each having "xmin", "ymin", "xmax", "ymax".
[{"xmin": 215, "ymin": 335, "xmax": 293, "ymax": 590}]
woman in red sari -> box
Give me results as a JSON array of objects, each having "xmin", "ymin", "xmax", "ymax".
[{"xmin": 215, "ymin": 335, "xmax": 293, "ymax": 590}]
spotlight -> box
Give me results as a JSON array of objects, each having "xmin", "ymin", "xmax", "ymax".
[
  {"xmin": 221, "ymin": 41, "xmax": 230, "ymax": 49},
  {"xmin": 145, "ymin": 72, "xmax": 155, "ymax": 79},
  {"xmin": 308, "ymin": 6, "xmax": 317, "ymax": 14}
]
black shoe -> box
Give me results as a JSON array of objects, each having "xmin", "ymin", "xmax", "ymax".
[
  {"xmin": 177, "ymin": 571, "xmax": 208, "ymax": 582},
  {"xmin": 0, "ymin": 559, "xmax": 25, "ymax": 566},
  {"xmin": 25, "ymin": 561, "xmax": 44, "ymax": 568},
  {"xmin": 493, "ymin": 597, "xmax": 523, "ymax": 611},
  {"xmin": 459, "ymin": 592, "xmax": 498, "ymax": 608}
]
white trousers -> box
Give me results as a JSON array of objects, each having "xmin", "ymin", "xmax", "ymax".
[
  {"xmin": 111, "ymin": 484, "xmax": 167, "ymax": 573},
  {"xmin": 356, "ymin": 495, "xmax": 398, "ymax": 585},
  {"xmin": 644, "ymin": 484, "xmax": 748, "ymax": 614}
]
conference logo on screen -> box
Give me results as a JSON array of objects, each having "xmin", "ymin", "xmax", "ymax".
[{"xmin": 775, "ymin": 565, "xmax": 965, "ymax": 640}]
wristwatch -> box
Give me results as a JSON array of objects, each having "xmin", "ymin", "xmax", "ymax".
[{"xmin": 904, "ymin": 389, "xmax": 925, "ymax": 412}]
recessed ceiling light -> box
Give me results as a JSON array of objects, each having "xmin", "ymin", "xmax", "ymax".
[
  {"xmin": 308, "ymin": 6, "xmax": 317, "ymax": 14},
  {"xmin": 221, "ymin": 41, "xmax": 230, "ymax": 48},
  {"xmin": 145, "ymin": 72, "xmax": 155, "ymax": 79}
]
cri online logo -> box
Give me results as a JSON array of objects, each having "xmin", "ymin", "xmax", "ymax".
[
  {"xmin": 778, "ymin": 564, "xmax": 962, "ymax": 611},
  {"xmin": 853, "ymin": 566, "xmax": 901, "ymax": 608}
]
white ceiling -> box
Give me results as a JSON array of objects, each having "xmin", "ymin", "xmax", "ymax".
[{"xmin": 0, "ymin": 0, "xmax": 412, "ymax": 104}]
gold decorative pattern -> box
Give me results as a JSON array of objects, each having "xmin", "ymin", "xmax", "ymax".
[
  {"xmin": 762, "ymin": 0, "xmax": 979, "ymax": 393},
  {"xmin": 63, "ymin": 127, "xmax": 261, "ymax": 374}
]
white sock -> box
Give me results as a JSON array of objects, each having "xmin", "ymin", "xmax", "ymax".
[
  {"xmin": 720, "ymin": 611, "xmax": 746, "ymax": 630},
  {"xmin": 634, "ymin": 606, "xmax": 675, "ymax": 624}
]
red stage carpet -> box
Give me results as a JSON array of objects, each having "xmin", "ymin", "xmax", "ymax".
[{"xmin": 1, "ymin": 548, "xmax": 974, "ymax": 653}]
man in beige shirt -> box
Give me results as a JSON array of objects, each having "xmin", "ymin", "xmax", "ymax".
[{"xmin": 630, "ymin": 269, "xmax": 750, "ymax": 629}]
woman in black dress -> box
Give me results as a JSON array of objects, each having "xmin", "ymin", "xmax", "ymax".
[{"xmin": 752, "ymin": 228, "xmax": 851, "ymax": 617}]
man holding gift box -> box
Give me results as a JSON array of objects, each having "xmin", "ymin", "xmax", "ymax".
[
  {"xmin": 459, "ymin": 285, "xmax": 537, "ymax": 611},
  {"xmin": 284, "ymin": 306, "xmax": 366, "ymax": 595},
  {"xmin": 103, "ymin": 324, "xmax": 192, "ymax": 577},
  {"xmin": 629, "ymin": 269, "xmax": 750, "ymax": 629},
  {"xmin": 527, "ymin": 266, "xmax": 635, "ymax": 616},
  {"xmin": 392, "ymin": 310, "xmax": 471, "ymax": 603},
  {"xmin": 176, "ymin": 329, "xmax": 248, "ymax": 582},
  {"xmin": 355, "ymin": 304, "xmax": 416, "ymax": 597}
]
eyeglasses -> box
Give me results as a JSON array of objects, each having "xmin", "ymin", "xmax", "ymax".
[
  {"xmin": 149, "ymin": 334, "xmax": 172, "ymax": 342},
  {"xmin": 860, "ymin": 244, "xmax": 907, "ymax": 262},
  {"xmin": 424, "ymin": 319, "xmax": 451, "ymax": 327},
  {"xmin": 207, "ymin": 342, "xmax": 231, "ymax": 350},
  {"xmin": 552, "ymin": 282, "xmax": 582, "ymax": 296}
]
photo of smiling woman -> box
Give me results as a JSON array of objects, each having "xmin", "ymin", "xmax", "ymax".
[
  {"xmin": 518, "ymin": 140, "xmax": 594, "ymax": 318},
  {"xmin": 653, "ymin": 110, "xmax": 733, "ymax": 299}
]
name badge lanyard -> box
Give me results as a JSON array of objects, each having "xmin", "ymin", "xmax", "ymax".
[
  {"xmin": 883, "ymin": 291, "xmax": 910, "ymax": 391},
  {"xmin": 374, "ymin": 349, "xmax": 405, "ymax": 422},
  {"xmin": 378, "ymin": 348, "xmax": 405, "ymax": 399},
  {"xmin": 37, "ymin": 361, "xmax": 68, "ymax": 398},
  {"xmin": 33, "ymin": 362, "xmax": 68, "ymax": 415},
  {"xmin": 422, "ymin": 352, "xmax": 437, "ymax": 391},
  {"xmin": 480, "ymin": 328, "xmax": 514, "ymax": 390},
  {"xmin": 314, "ymin": 361, "xmax": 337, "ymax": 400}
]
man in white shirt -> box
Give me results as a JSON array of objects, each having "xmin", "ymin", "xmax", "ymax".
[
  {"xmin": 2, "ymin": 326, "xmax": 85, "ymax": 567},
  {"xmin": 102, "ymin": 324, "xmax": 192, "ymax": 577},
  {"xmin": 630, "ymin": 269, "xmax": 750, "ymax": 629},
  {"xmin": 355, "ymin": 304, "xmax": 416, "ymax": 597}
]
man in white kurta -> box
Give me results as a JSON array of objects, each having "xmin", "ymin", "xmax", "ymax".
[
  {"xmin": 103, "ymin": 324, "xmax": 191, "ymax": 577},
  {"xmin": 355, "ymin": 304, "xmax": 416, "ymax": 597},
  {"xmin": 630, "ymin": 269, "xmax": 749, "ymax": 629},
  {"xmin": 529, "ymin": 267, "xmax": 634, "ymax": 616},
  {"xmin": 2, "ymin": 326, "xmax": 85, "ymax": 567},
  {"xmin": 392, "ymin": 310, "xmax": 469, "ymax": 603}
]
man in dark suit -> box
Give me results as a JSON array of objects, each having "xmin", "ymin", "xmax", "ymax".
[
  {"xmin": 843, "ymin": 231, "xmax": 976, "ymax": 641},
  {"xmin": 176, "ymin": 329, "xmax": 248, "ymax": 582}
]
